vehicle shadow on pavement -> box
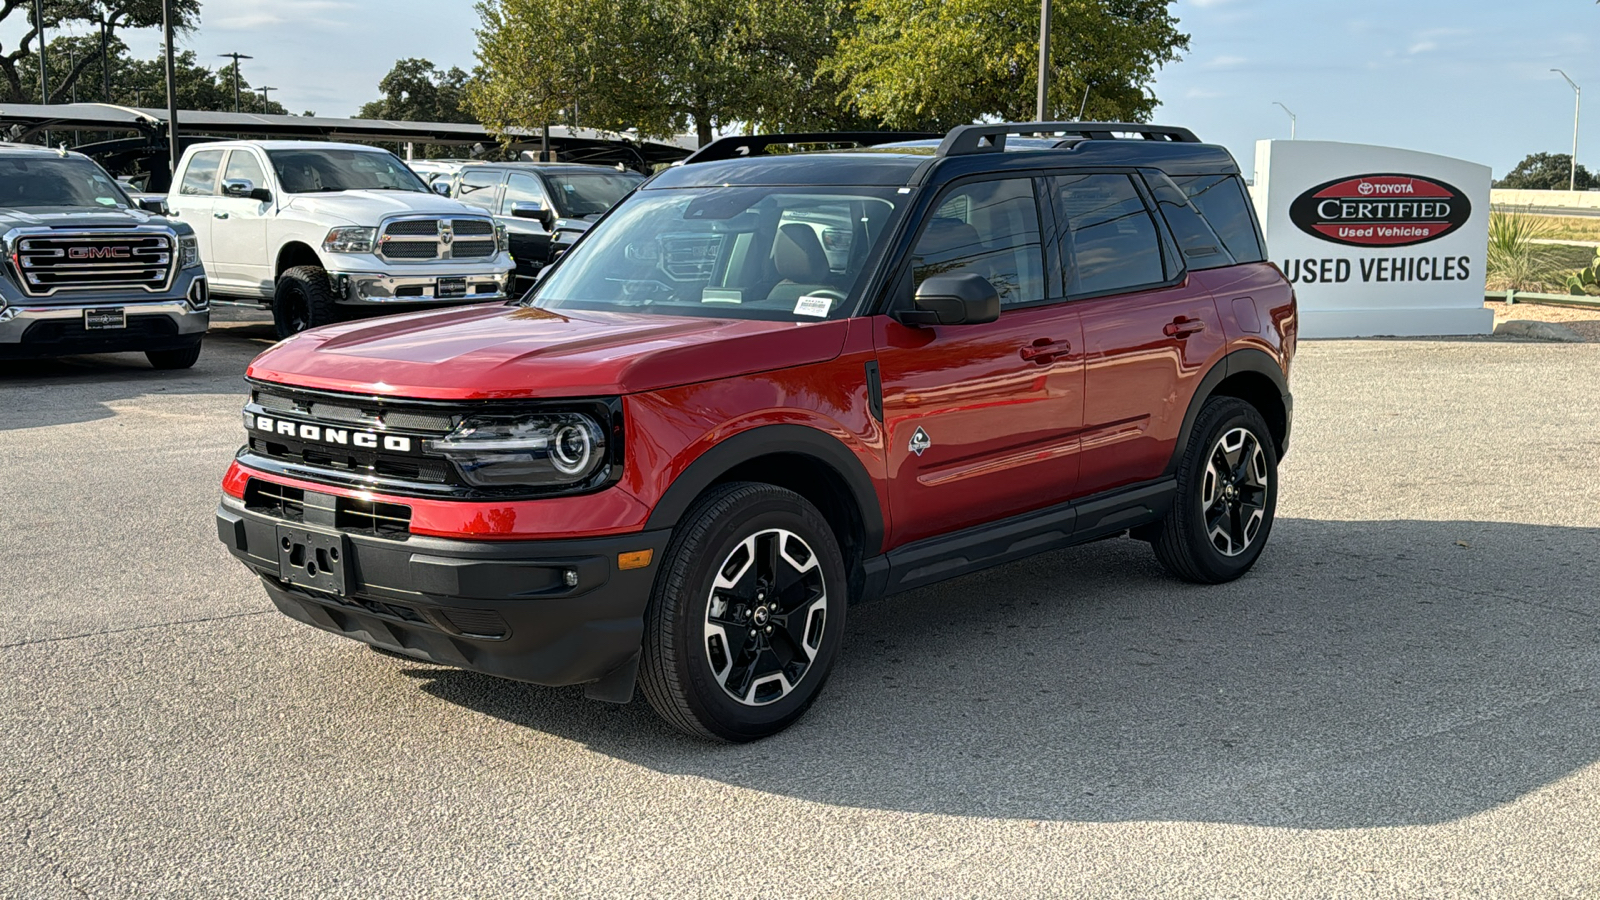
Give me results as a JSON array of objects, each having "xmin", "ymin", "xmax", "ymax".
[
  {"xmin": 0, "ymin": 319, "xmax": 275, "ymax": 431},
  {"xmin": 408, "ymin": 516, "xmax": 1600, "ymax": 829}
]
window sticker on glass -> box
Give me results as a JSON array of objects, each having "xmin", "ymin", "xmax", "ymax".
[{"xmin": 794, "ymin": 294, "xmax": 832, "ymax": 317}]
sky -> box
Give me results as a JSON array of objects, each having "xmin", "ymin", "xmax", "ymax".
[{"xmin": 8, "ymin": 0, "xmax": 1597, "ymax": 180}]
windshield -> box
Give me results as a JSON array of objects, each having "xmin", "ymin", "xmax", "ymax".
[
  {"xmin": 530, "ymin": 186, "xmax": 906, "ymax": 321},
  {"xmin": 266, "ymin": 149, "xmax": 427, "ymax": 194},
  {"xmin": 545, "ymin": 170, "xmax": 644, "ymax": 217},
  {"xmin": 0, "ymin": 156, "xmax": 131, "ymax": 209}
]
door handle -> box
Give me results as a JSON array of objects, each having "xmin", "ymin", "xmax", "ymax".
[
  {"xmin": 1163, "ymin": 316, "xmax": 1206, "ymax": 338},
  {"xmin": 213, "ymin": 211, "xmax": 229, "ymax": 219},
  {"xmin": 1020, "ymin": 337, "xmax": 1068, "ymax": 364}
]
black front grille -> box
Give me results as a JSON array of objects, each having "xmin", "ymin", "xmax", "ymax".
[
  {"xmin": 453, "ymin": 219, "xmax": 495, "ymax": 236},
  {"xmin": 439, "ymin": 608, "xmax": 510, "ymax": 639},
  {"xmin": 244, "ymin": 478, "xmax": 413, "ymax": 538},
  {"xmin": 21, "ymin": 315, "xmax": 177, "ymax": 343},
  {"xmin": 380, "ymin": 242, "xmax": 437, "ymax": 260},
  {"xmin": 385, "ymin": 219, "xmax": 439, "ymax": 236},
  {"xmin": 452, "ymin": 240, "xmax": 497, "ymax": 259}
]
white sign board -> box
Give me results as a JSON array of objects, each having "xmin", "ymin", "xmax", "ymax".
[{"xmin": 1253, "ymin": 140, "xmax": 1493, "ymax": 338}]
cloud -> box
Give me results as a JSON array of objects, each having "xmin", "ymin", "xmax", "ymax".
[
  {"xmin": 1206, "ymin": 55, "xmax": 1249, "ymax": 69},
  {"xmin": 1190, "ymin": 0, "xmax": 1240, "ymax": 7},
  {"xmin": 208, "ymin": 0, "xmax": 355, "ymax": 29},
  {"xmin": 1408, "ymin": 41, "xmax": 1437, "ymax": 55},
  {"xmin": 1185, "ymin": 88, "xmax": 1224, "ymax": 100}
]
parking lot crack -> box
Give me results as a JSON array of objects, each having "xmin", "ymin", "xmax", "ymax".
[{"xmin": 0, "ymin": 609, "xmax": 272, "ymax": 651}]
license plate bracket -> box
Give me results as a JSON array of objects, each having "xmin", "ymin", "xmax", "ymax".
[
  {"xmin": 276, "ymin": 524, "xmax": 349, "ymax": 596},
  {"xmin": 84, "ymin": 307, "xmax": 126, "ymax": 330},
  {"xmin": 435, "ymin": 276, "xmax": 467, "ymax": 299}
]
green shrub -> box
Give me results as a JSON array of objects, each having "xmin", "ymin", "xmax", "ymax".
[{"xmin": 1486, "ymin": 207, "xmax": 1555, "ymax": 292}]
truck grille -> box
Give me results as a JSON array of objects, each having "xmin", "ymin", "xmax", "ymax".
[
  {"xmin": 375, "ymin": 217, "xmax": 498, "ymax": 262},
  {"xmin": 11, "ymin": 231, "xmax": 175, "ymax": 296},
  {"xmin": 244, "ymin": 479, "xmax": 413, "ymax": 538}
]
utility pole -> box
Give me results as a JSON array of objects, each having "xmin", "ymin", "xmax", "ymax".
[
  {"xmin": 219, "ymin": 52, "xmax": 252, "ymax": 113},
  {"xmin": 1035, "ymin": 0, "xmax": 1052, "ymax": 121},
  {"xmin": 258, "ymin": 86, "xmax": 276, "ymax": 112},
  {"xmin": 1553, "ymin": 69, "xmax": 1581, "ymax": 192},
  {"xmin": 162, "ymin": 0, "xmax": 179, "ymax": 181},
  {"xmin": 100, "ymin": 17, "xmax": 110, "ymax": 102},
  {"xmin": 68, "ymin": 48, "xmax": 75, "ymax": 104},
  {"xmin": 1273, "ymin": 101, "xmax": 1296, "ymax": 140}
]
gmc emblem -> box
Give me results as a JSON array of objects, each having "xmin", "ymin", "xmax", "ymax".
[{"xmin": 68, "ymin": 245, "xmax": 131, "ymax": 260}]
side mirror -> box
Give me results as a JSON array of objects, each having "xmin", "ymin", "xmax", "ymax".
[
  {"xmin": 899, "ymin": 273, "xmax": 1001, "ymax": 327},
  {"xmin": 431, "ymin": 181, "xmax": 452, "ymax": 196},
  {"xmin": 222, "ymin": 178, "xmax": 253, "ymax": 197},
  {"xmin": 136, "ymin": 197, "xmax": 168, "ymax": 215},
  {"xmin": 510, "ymin": 200, "xmax": 554, "ymax": 229},
  {"xmin": 248, "ymin": 187, "xmax": 272, "ymax": 203}
]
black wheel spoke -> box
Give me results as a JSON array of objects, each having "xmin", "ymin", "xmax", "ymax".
[
  {"xmin": 702, "ymin": 528, "xmax": 828, "ymax": 707},
  {"xmin": 1200, "ymin": 426, "xmax": 1271, "ymax": 558}
]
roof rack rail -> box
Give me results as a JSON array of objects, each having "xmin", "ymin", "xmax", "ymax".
[
  {"xmin": 936, "ymin": 121, "xmax": 1201, "ymax": 157},
  {"xmin": 680, "ymin": 131, "xmax": 941, "ymax": 165}
]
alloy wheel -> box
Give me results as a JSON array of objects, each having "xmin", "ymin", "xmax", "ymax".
[
  {"xmin": 702, "ymin": 528, "xmax": 828, "ymax": 706},
  {"xmin": 1201, "ymin": 426, "xmax": 1269, "ymax": 557}
]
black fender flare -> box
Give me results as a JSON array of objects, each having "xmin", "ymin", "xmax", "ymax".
[
  {"xmin": 643, "ymin": 423, "xmax": 886, "ymax": 555},
  {"xmin": 1165, "ymin": 348, "xmax": 1292, "ymax": 477}
]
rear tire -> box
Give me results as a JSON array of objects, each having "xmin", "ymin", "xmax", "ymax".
[
  {"xmin": 640, "ymin": 482, "xmax": 847, "ymax": 742},
  {"xmin": 1150, "ymin": 396, "xmax": 1279, "ymax": 584},
  {"xmin": 145, "ymin": 341, "xmax": 201, "ymax": 370},
  {"xmin": 273, "ymin": 266, "xmax": 341, "ymax": 338}
]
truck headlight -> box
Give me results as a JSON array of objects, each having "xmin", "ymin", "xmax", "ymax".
[
  {"xmin": 424, "ymin": 412, "xmax": 608, "ymax": 488},
  {"xmin": 323, "ymin": 226, "xmax": 377, "ymax": 254},
  {"xmin": 180, "ymin": 235, "xmax": 201, "ymax": 269},
  {"xmin": 496, "ymin": 223, "xmax": 509, "ymax": 254}
]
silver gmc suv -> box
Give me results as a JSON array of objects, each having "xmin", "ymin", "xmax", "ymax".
[{"xmin": 0, "ymin": 144, "xmax": 209, "ymax": 368}]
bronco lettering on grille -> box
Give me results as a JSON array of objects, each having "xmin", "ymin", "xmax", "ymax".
[{"xmin": 252, "ymin": 414, "xmax": 414, "ymax": 453}]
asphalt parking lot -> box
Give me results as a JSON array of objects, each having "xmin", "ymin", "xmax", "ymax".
[{"xmin": 2, "ymin": 316, "xmax": 1599, "ymax": 898}]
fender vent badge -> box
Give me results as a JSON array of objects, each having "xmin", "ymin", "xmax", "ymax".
[{"xmin": 909, "ymin": 426, "xmax": 932, "ymax": 457}]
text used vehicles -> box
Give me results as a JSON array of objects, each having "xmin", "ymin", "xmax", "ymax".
[
  {"xmin": 0, "ymin": 144, "xmax": 208, "ymax": 367},
  {"xmin": 216, "ymin": 122, "xmax": 1296, "ymax": 741},
  {"xmin": 166, "ymin": 141, "xmax": 515, "ymax": 338},
  {"xmin": 447, "ymin": 162, "xmax": 645, "ymax": 289}
]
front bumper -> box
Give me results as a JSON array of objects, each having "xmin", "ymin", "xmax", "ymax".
[
  {"xmin": 331, "ymin": 270, "xmax": 515, "ymax": 306},
  {"xmin": 0, "ymin": 284, "xmax": 209, "ymax": 357},
  {"xmin": 216, "ymin": 494, "xmax": 670, "ymax": 694}
]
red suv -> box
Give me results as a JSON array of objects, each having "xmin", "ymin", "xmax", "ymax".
[{"xmin": 217, "ymin": 123, "xmax": 1296, "ymax": 741}]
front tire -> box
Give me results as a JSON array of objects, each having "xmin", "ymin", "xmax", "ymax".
[
  {"xmin": 145, "ymin": 340, "xmax": 201, "ymax": 370},
  {"xmin": 273, "ymin": 266, "xmax": 341, "ymax": 338},
  {"xmin": 640, "ymin": 482, "xmax": 847, "ymax": 742},
  {"xmin": 1150, "ymin": 397, "xmax": 1279, "ymax": 584}
]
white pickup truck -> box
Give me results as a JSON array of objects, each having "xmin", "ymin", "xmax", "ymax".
[{"xmin": 166, "ymin": 140, "xmax": 515, "ymax": 337}]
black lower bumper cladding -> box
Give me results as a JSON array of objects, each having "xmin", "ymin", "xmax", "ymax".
[{"xmin": 216, "ymin": 495, "xmax": 670, "ymax": 697}]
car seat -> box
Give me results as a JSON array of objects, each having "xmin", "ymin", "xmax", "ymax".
[{"xmin": 765, "ymin": 223, "xmax": 838, "ymax": 304}]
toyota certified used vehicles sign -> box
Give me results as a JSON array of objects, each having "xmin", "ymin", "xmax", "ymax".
[{"xmin": 1288, "ymin": 173, "xmax": 1471, "ymax": 248}]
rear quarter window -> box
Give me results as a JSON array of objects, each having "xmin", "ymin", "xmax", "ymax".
[{"xmin": 1170, "ymin": 174, "xmax": 1265, "ymax": 264}]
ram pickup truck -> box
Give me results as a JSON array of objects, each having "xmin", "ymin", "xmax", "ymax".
[
  {"xmin": 167, "ymin": 141, "xmax": 514, "ymax": 338},
  {"xmin": 0, "ymin": 143, "xmax": 209, "ymax": 367}
]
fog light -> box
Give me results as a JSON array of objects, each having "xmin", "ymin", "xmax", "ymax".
[
  {"xmin": 187, "ymin": 278, "xmax": 209, "ymax": 311},
  {"xmin": 563, "ymin": 569, "xmax": 579, "ymax": 587}
]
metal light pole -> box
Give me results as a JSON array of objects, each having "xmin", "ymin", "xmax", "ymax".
[
  {"xmin": 162, "ymin": 0, "xmax": 179, "ymax": 180},
  {"xmin": 219, "ymin": 52, "xmax": 252, "ymax": 113},
  {"xmin": 1553, "ymin": 69, "xmax": 1581, "ymax": 192},
  {"xmin": 100, "ymin": 15, "xmax": 110, "ymax": 103},
  {"xmin": 258, "ymin": 86, "xmax": 276, "ymax": 112},
  {"xmin": 1035, "ymin": 0, "xmax": 1052, "ymax": 121},
  {"xmin": 1273, "ymin": 101, "xmax": 1296, "ymax": 140}
]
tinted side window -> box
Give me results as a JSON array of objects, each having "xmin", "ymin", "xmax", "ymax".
[
  {"xmin": 912, "ymin": 178, "xmax": 1044, "ymax": 308},
  {"xmin": 1144, "ymin": 172, "xmax": 1234, "ymax": 270},
  {"xmin": 1171, "ymin": 175, "xmax": 1264, "ymax": 263},
  {"xmin": 1054, "ymin": 174, "xmax": 1165, "ymax": 297},
  {"xmin": 222, "ymin": 150, "xmax": 267, "ymax": 189},
  {"xmin": 502, "ymin": 173, "xmax": 548, "ymax": 215},
  {"xmin": 455, "ymin": 170, "xmax": 502, "ymax": 212},
  {"xmin": 179, "ymin": 150, "xmax": 224, "ymax": 196}
]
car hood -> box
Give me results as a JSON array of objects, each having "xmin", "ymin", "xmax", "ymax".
[
  {"xmin": 0, "ymin": 205, "xmax": 171, "ymax": 230},
  {"xmin": 279, "ymin": 190, "xmax": 489, "ymax": 226},
  {"xmin": 247, "ymin": 304, "xmax": 850, "ymax": 399}
]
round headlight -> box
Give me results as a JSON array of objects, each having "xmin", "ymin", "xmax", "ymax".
[{"xmin": 551, "ymin": 423, "xmax": 593, "ymax": 475}]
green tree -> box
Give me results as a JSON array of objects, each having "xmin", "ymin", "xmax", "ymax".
[
  {"xmin": 0, "ymin": 0, "xmax": 201, "ymax": 104},
  {"xmin": 824, "ymin": 0, "xmax": 1188, "ymax": 130},
  {"xmin": 357, "ymin": 58, "xmax": 477, "ymax": 123},
  {"xmin": 470, "ymin": 0, "xmax": 856, "ymax": 147},
  {"xmin": 1495, "ymin": 153, "xmax": 1595, "ymax": 191}
]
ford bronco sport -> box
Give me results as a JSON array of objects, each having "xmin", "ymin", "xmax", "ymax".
[
  {"xmin": 216, "ymin": 122, "xmax": 1296, "ymax": 742},
  {"xmin": 0, "ymin": 144, "xmax": 208, "ymax": 366}
]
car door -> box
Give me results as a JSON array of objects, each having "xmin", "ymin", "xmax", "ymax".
[
  {"xmin": 454, "ymin": 167, "xmax": 504, "ymax": 217},
  {"xmin": 1057, "ymin": 172, "xmax": 1226, "ymax": 497},
  {"xmin": 874, "ymin": 176, "xmax": 1085, "ymax": 547},
  {"xmin": 166, "ymin": 148, "xmax": 225, "ymax": 267},
  {"xmin": 500, "ymin": 171, "xmax": 554, "ymax": 281},
  {"xmin": 209, "ymin": 148, "xmax": 274, "ymax": 295}
]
